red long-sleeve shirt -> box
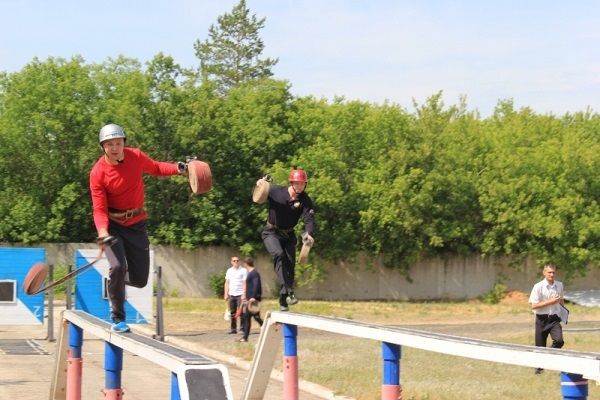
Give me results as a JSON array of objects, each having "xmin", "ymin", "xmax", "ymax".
[{"xmin": 90, "ymin": 147, "xmax": 179, "ymax": 230}]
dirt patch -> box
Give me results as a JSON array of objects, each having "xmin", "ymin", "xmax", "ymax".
[{"xmin": 500, "ymin": 290, "xmax": 529, "ymax": 305}]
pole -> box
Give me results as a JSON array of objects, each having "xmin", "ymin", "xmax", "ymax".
[
  {"xmin": 66, "ymin": 264, "xmax": 73, "ymax": 310},
  {"xmin": 103, "ymin": 342, "xmax": 124, "ymax": 399},
  {"xmin": 47, "ymin": 264, "xmax": 55, "ymax": 342},
  {"xmin": 171, "ymin": 372, "xmax": 182, "ymax": 400},
  {"xmin": 66, "ymin": 323, "xmax": 83, "ymax": 400},
  {"xmin": 155, "ymin": 266, "xmax": 165, "ymax": 342},
  {"xmin": 561, "ymin": 372, "xmax": 588, "ymax": 399},
  {"xmin": 283, "ymin": 323, "xmax": 299, "ymax": 400},
  {"xmin": 382, "ymin": 342, "xmax": 401, "ymax": 400}
]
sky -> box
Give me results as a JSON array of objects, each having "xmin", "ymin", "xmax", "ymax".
[{"xmin": 1, "ymin": 0, "xmax": 598, "ymax": 118}]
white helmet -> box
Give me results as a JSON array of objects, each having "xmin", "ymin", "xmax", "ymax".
[{"xmin": 99, "ymin": 124, "xmax": 126, "ymax": 144}]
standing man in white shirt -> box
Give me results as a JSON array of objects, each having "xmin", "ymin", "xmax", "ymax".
[
  {"xmin": 224, "ymin": 256, "xmax": 247, "ymax": 334},
  {"xmin": 528, "ymin": 263, "xmax": 565, "ymax": 374}
]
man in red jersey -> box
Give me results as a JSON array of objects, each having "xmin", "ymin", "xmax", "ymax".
[{"xmin": 90, "ymin": 123, "xmax": 188, "ymax": 332}]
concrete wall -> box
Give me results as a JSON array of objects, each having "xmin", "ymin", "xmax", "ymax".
[{"xmin": 25, "ymin": 243, "xmax": 600, "ymax": 300}]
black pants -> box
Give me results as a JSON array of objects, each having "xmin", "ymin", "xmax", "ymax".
[
  {"xmin": 241, "ymin": 306, "xmax": 263, "ymax": 340},
  {"xmin": 262, "ymin": 227, "xmax": 297, "ymax": 306},
  {"xmin": 535, "ymin": 314, "xmax": 564, "ymax": 348},
  {"xmin": 228, "ymin": 295, "xmax": 242, "ymax": 331},
  {"xmin": 105, "ymin": 220, "xmax": 150, "ymax": 323}
]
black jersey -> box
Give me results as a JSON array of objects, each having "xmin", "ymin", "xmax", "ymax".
[{"xmin": 265, "ymin": 185, "xmax": 315, "ymax": 236}]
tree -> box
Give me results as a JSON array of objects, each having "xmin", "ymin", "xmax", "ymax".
[
  {"xmin": 193, "ymin": 0, "xmax": 278, "ymax": 95},
  {"xmin": 0, "ymin": 56, "xmax": 99, "ymax": 242}
]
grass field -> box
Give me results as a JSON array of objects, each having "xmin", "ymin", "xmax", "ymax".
[{"xmin": 157, "ymin": 293, "xmax": 600, "ymax": 400}]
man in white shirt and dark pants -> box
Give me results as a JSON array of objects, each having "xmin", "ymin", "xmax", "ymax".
[
  {"xmin": 528, "ymin": 263, "xmax": 565, "ymax": 374},
  {"xmin": 224, "ymin": 256, "xmax": 247, "ymax": 334}
]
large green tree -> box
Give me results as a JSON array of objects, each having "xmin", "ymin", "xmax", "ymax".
[
  {"xmin": 193, "ymin": 0, "xmax": 278, "ymax": 94},
  {"xmin": 0, "ymin": 57, "xmax": 98, "ymax": 242},
  {"xmin": 2, "ymin": 1, "xmax": 600, "ymax": 282}
]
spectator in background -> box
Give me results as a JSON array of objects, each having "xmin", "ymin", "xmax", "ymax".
[
  {"xmin": 224, "ymin": 256, "xmax": 247, "ymax": 334},
  {"xmin": 239, "ymin": 257, "xmax": 263, "ymax": 342},
  {"xmin": 529, "ymin": 263, "xmax": 565, "ymax": 374}
]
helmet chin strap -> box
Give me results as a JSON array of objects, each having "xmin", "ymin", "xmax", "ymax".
[
  {"xmin": 291, "ymin": 182, "xmax": 306, "ymax": 194},
  {"xmin": 102, "ymin": 147, "xmax": 124, "ymax": 164}
]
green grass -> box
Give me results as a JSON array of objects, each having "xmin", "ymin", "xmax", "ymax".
[{"xmin": 159, "ymin": 297, "xmax": 600, "ymax": 399}]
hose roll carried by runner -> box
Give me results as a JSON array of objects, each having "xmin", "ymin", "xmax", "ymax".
[
  {"xmin": 185, "ymin": 157, "xmax": 213, "ymax": 194},
  {"xmin": 252, "ymin": 174, "xmax": 273, "ymax": 204}
]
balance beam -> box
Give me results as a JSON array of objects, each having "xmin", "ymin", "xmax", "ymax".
[
  {"xmin": 243, "ymin": 311, "xmax": 600, "ymax": 400},
  {"xmin": 51, "ymin": 310, "xmax": 232, "ymax": 400}
]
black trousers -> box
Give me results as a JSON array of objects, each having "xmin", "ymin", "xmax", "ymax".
[
  {"xmin": 261, "ymin": 227, "xmax": 297, "ymax": 305},
  {"xmin": 534, "ymin": 314, "xmax": 564, "ymax": 348},
  {"xmin": 241, "ymin": 306, "xmax": 263, "ymax": 340},
  {"xmin": 105, "ymin": 220, "xmax": 150, "ymax": 323},
  {"xmin": 228, "ymin": 295, "xmax": 242, "ymax": 331}
]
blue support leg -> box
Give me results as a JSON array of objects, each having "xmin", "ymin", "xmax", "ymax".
[{"xmin": 382, "ymin": 342, "xmax": 401, "ymax": 400}]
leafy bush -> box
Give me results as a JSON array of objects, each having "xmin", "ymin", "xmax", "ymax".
[
  {"xmin": 478, "ymin": 282, "xmax": 507, "ymax": 304},
  {"xmin": 208, "ymin": 270, "xmax": 226, "ymax": 298},
  {"xmin": 49, "ymin": 264, "xmax": 70, "ymax": 298}
]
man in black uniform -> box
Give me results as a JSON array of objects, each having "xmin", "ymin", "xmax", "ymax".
[{"xmin": 253, "ymin": 170, "xmax": 315, "ymax": 310}]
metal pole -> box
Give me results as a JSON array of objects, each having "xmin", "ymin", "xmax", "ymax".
[
  {"xmin": 382, "ymin": 342, "xmax": 401, "ymax": 400},
  {"xmin": 47, "ymin": 264, "xmax": 55, "ymax": 342},
  {"xmin": 283, "ymin": 323, "xmax": 299, "ymax": 400},
  {"xmin": 561, "ymin": 372, "xmax": 588, "ymax": 399},
  {"xmin": 155, "ymin": 266, "xmax": 165, "ymax": 342},
  {"xmin": 171, "ymin": 372, "xmax": 182, "ymax": 400},
  {"xmin": 104, "ymin": 342, "xmax": 124, "ymax": 399},
  {"xmin": 66, "ymin": 323, "xmax": 83, "ymax": 400},
  {"xmin": 66, "ymin": 264, "xmax": 73, "ymax": 310}
]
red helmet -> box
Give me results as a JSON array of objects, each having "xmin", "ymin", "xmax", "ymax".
[{"xmin": 289, "ymin": 169, "xmax": 308, "ymax": 183}]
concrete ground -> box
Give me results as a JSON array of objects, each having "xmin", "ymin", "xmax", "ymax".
[{"xmin": 0, "ymin": 305, "xmax": 338, "ymax": 400}]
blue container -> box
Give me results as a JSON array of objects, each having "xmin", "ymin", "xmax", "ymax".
[{"xmin": 561, "ymin": 372, "xmax": 588, "ymax": 399}]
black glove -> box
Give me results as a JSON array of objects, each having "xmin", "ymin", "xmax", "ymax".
[
  {"xmin": 95, "ymin": 235, "xmax": 117, "ymax": 248},
  {"xmin": 178, "ymin": 156, "xmax": 197, "ymax": 173},
  {"xmin": 301, "ymin": 231, "xmax": 312, "ymax": 245}
]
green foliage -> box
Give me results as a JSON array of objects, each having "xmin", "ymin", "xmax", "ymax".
[
  {"xmin": 295, "ymin": 259, "xmax": 327, "ymax": 289},
  {"xmin": 478, "ymin": 282, "xmax": 508, "ymax": 304},
  {"xmin": 208, "ymin": 270, "xmax": 226, "ymax": 298},
  {"xmin": 194, "ymin": 0, "xmax": 278, "ymax": 94},
  {"xmin": 1, "ymin": 4, "xmax": 600, "ymax": 286},
  {"xmin": 48, "ymin": 264, "xmax": 70, "ymax": 297}
]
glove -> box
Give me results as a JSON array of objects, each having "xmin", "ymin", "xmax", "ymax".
[
  {"xmin": 178, "ymin": 156, "xmax": 197, "ymax": 173},
  {"xmin": 301, "ymin": 232, "xmax": 314, "ymax": 246},
  {"xmin": 95, "ymin": 235, "xmax": 117, "ymax": 248}
]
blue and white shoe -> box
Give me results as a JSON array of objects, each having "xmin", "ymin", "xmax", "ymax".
[{"xmin": 111, "ymin": 321, "xmax": 131, "ymax": 333}]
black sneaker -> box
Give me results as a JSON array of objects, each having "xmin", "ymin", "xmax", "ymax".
[
  {"xmin": 227, "ymin": 329, "xmax": 236, "ymax": 334},
  {"xmin": 286, "ymin": 293, "xmax": 298, "ymax": 306},
  {"xmin": 534, "ymin": 368, "xmax": 544, "ymax": 375}
]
